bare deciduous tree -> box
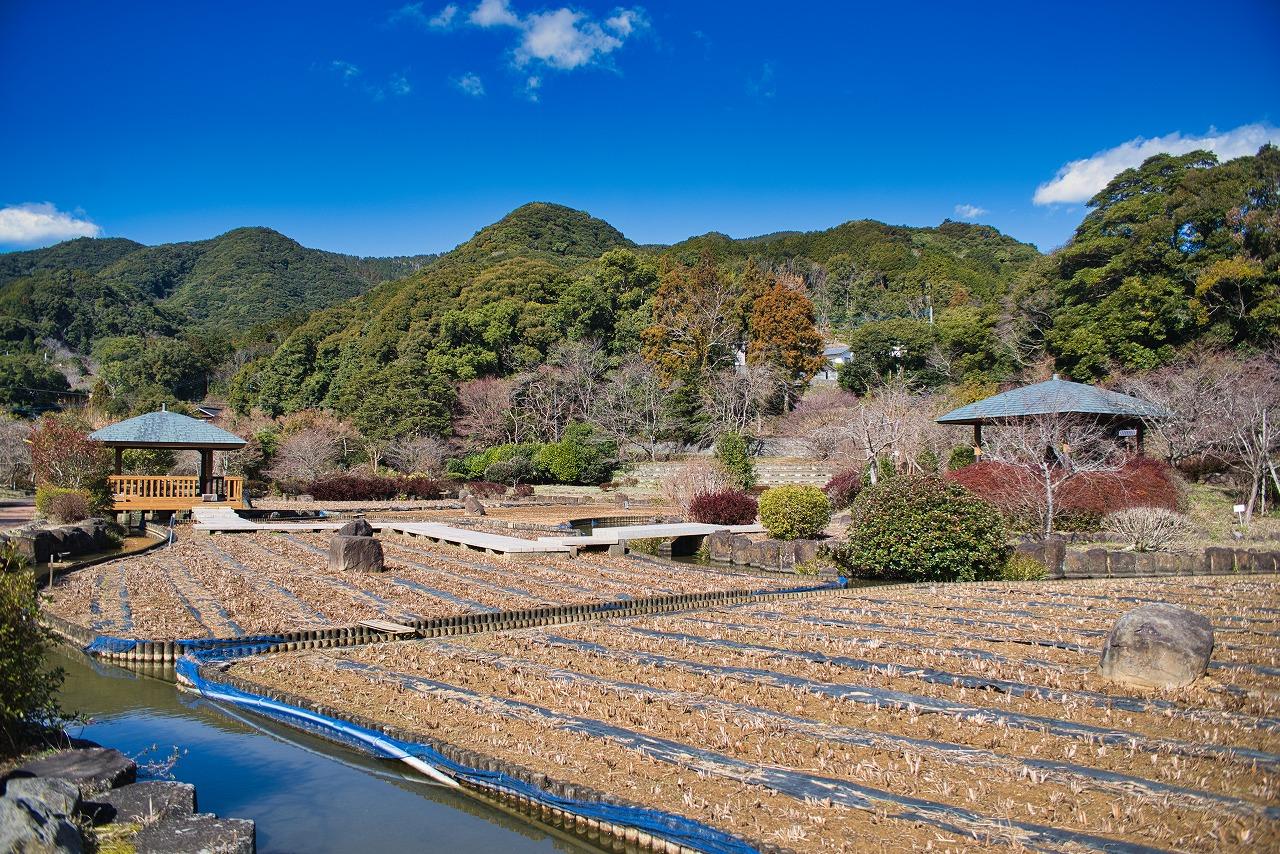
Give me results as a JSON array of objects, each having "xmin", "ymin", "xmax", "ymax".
[
  {"xmin": 980, "ymin": 410, "xmax": 1128, "ymax": 537},
  {"xmin": 700, "ymin": 364, "xmax": 781, "ymax": 438},
  {"xmin": 0, "ymin": 417, "xmax": 32, "ymax": 490},
  {"xmin": 453, "ymin": 378, "xmax": 520, "ymax": 448},
  {"xmin": 660, "ymin": 458, "xmax": 731, "ymax": 519},
  {"xmin": 266, "ymin": 429, "xmax": 343, "ymax": 484},
  {"xmin": 592, "ymin": 356, "xmax": 671, "ymax": 461},
  {"xmin": 386, "ymin": 434, "xmax": 447, "ymax": 475}
]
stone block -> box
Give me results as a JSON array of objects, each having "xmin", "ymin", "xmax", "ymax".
[
  {"xmin": 463, "ymin": 495, "xmax": 487, "ymax": 516},
  {"xmin": 1206, "ymin": 546, "xmax": 1234, "ymax": 574},
  {"xmin": 1107, "ymin": 551, "xmax": 1136, "ymax": 578},
  {"xmin": 11, "ymin": 748, "xmax": 136, "ymax": 798},
  {"xmin": 132, "ymin": 814, "xmax": 255, "ymax": 854},
  {"xmin": 1084, "ymin": 548, "xmax": 1109, "ymax": 578},
  {"xmin": 1099, "ymin": 603, "xmax": 1214, "ymax": 689},
  {"xmin": 328, "ymin": 536, "xmax": 385, "ymax": 573},
  {"xmin": 793, "ymin": 539, "xmax": 820, "ymax": 567},
  {"xmin": 0, "ymin": 797, "xmax": 82, "ymax": 854},
  {"xmin": 607, "ymin": 542, "xmax": 626, "ymax": 557},
  {"xmin": 1235, "ymin": 549, "xmax": 1257, "ymax": 574},
  {"xmin": 87, "ymin": 781, "xmax": 195, "ymax": 825},
  {"xmin": 706, "ymin": 532, "xmax": 734, "ymax": 562},
  {"xmin": 730, "ymin": 535, "xmax": 752, "ymax": 565},
  {"xmin": 3, "ymin": 778, "xmax": 80, "ymax": 818},
  {"xmin": 754, "ymin": 540, "xmax": 780, "ymax": 570},
  {"xmin": 337, "ymin": 519, "xmax": 374, "ymax": 538}
]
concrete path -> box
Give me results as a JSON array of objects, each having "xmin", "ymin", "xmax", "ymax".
[{"xmin": 537, "ymin": 522, "xmax": 763, "ymax": 547}]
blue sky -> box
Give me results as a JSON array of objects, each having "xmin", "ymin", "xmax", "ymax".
[{"xmin": 1, "ymin": 0, "xmax": 1277, "ymax": 256}]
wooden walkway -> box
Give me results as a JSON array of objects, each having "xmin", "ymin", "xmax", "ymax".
[{"xmin": 192, "ymin": 509, "xmax": 760, "ymax": 557}]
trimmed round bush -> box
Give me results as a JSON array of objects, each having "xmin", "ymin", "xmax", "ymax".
[
  {"xmin": 688, "ymin": 489, "xmax": 758, "ymax": 526},
  {"xmin": 823, "ymin": 468, "xmax": 863, "ymax": 511},
  {"xmin": 838, "ymin": 475, "xmax": 1008, "ymax": 582},
  {"xmin": 757, "ymin": 485, "xmax": 832, "ymax": 541}
]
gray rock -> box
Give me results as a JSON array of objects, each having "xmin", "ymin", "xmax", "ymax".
[
  {"xmin": 336, "ymin": 519, "xmax": 375, "ymax": 537},
  {"xmin": 132, "ymin": 814, "xmax": 255, "ymax": 854},
  {"xmin": 12, "ymin": 749, "xmax": 136, "ymax": 798},
  {"xmin": 0, "ymin": 794, "xmax": 83, "ymax": 853},
  {"xmin": 328, "ymin": 535, "xmax": 384, "ymax": 573},
  {"xmin": 3, "ymin": 778, "xmax": 80, "ymax": 818},
  {"xmin": 463, "ymin": 495, "xmax": 486, "ymax": 516},
  {"xmin": 1099, "ymin": 603, "xmax": 1214, "ymax": 689},
  {"xmin": 85, "ymin": 781, "xmax": 195, "ymax": 825}
]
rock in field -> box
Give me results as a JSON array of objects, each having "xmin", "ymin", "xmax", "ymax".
[
  {"xmin": 1099, "ymin": 603, "xmax": 1214, "ymax": 689},
  {"xmin": 337, "ymin": 519, "xmax": 375, "ymax": 537},
  {"xmin": 463, "ymin": 494, "xmax": 486, "ymax": 516},
  {"xmin": 86, "ymin": 780, "xmax": 196, "ymax": 824},
  {"xmin": 328, "ymin": 535, "xmax": 385, "ymax": 573},
  {"xmin": 0, "ymin": 796, "xmax": 82, "ymax": 854}
]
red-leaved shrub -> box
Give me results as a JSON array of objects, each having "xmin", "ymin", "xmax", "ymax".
[
  {"xmin": 510, "ymin": 483, "xmax": 535, "ymax": 498},
  {"xmin": 306, "ymin": 474, "xmax": 399, "ymax": 501},
  {"xmin": 688, "ymin": 489, "xmax": 759, "ymax": 525},
  {"xmin": 946, "ymin": 457, "xmax": 1182, "ymax": 531},
  {"xmin": 823, "ymin": 468, "xmax": 864, "ymax": 510},
  {"xmin": 399, "ymin": 475, "xmax": 445, "ymax": 500}
]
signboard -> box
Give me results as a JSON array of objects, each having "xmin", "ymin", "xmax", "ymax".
[{"xmin": 1117, "ymin": 428, "xmax": 1138, "ymax": 438}]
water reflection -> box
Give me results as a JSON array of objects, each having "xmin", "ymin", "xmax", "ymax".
[{"xmin": 53, "ymin": 646, "xmax": 590, "ymax": 854}]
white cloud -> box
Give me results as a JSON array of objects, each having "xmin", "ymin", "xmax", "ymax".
[
  {"xmin": 430, "ymin": 3, "xmax": 458, "ymax": 26},
  {"xmin": 390, "ymin": 2, "xmax": 457, "ymax": 28},
  {"xmin": 331, "ymin": 61, "xmax": 410, "ymax": 99},
  {"xmin": 332, "ymin": 60, "xmax": 361, "ymax": 81},
  {"xmin": 0, "ymin": 203, "xmax": 101, "ymax": 245},
  {"xmin": 470, "ymin": 0, "xmax": 519, "ymax": 27},
  {"xmin": 954, "ymin": 203, "xmax": 987, "ymax": 219},
  {"xmin": 454, "ymin": 2, "xmax": 646, "ymax": 78},
  {"xmin": 517, "ymin": 8, "xmax": 624, "ymax": 70},
  {"xmin": 1034, "ymin": 122, "xmax": 1280, "ymax": 205},
  {"xmin": 524, "ymin": 74, "xmax": 541, "ymax": 101},
  {"xmin": 456, "ymin": 72, "xmax": 485, "ymax": 96}
]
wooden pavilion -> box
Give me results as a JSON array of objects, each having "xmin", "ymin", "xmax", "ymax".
[
  {"xmin": 89, "ymin": 408, "xmax": 247, "ymax": 511},
  {"xmin": 936, "ymin": 374, "xmax": 1166, "ymax": 456}
]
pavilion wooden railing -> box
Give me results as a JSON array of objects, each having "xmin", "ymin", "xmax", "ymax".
[{"xmin": 107, "ymin": 475, "xmax": 244, "ymax": 511}]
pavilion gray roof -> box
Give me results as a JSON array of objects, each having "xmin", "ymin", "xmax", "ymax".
[
  {"xmin": 936, "ymin": 376, "xmax": 1166, "ymax": 425},
  {"xmin": 89, "ymin": 410, "xmax": 246, "ymax": 449}
]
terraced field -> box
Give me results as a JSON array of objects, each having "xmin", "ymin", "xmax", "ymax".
[
  {"xmin": 227, "ymin": 575, "xmax": 1280, "ymax": 853},
  {"xmin": 44, "ymin": 531, "xmax": 801, "ymax": 640}
]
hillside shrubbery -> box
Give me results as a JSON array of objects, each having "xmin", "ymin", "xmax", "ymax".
[
  {"xmin": 823, "ymin": 468, "xmax": 863, "ymax": 510},
  {"xmin": 305, "ymin": 474, "xmax": 447, "ymax": 501},
  {"xmin": 0, "ymin": 542, "xmax": 66, "ymax": 750}
]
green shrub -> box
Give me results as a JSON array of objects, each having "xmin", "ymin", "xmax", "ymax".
[
  {"xmin": 0, "ymin": 542, "xmax": 66, "ymax": 749},
  {"xmin": 758, "ymin": 485, "xmax": 832, "ymax": 541},
  {"xmin": 714, "ymin": 431, "xmax": 756, "ymax": 490},
  {"xmin": 836, "ymin": 475, "xmax": 1008, "ymax": 582},
  {"xmin": 447, "ymin": 443, "xmax": 542, "ymax": 481},
  {"xmin": 1001, "ymin": 552, "xmax": 1048, "ymax": 581},
  {"xmin": 533, "ymin": 423, "xmax": 616, "ymax": 485},
  {"xmin": 35, "ymin": 486, "xmax": 99, "ymax": 523},
  {"xmin": 483, "ymin": 456, "xmax": 534, "ymax": 485},
  {"xmin": 947, "ymin": 445, "xmax": 976, "ymax": 471}
]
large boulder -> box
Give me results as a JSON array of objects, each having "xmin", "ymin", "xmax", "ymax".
[
  {"xmin": 0, "ymin": 796, "xmax": 82, "ymax": 854},
  {"xmin": 463, "ymin": 495, "xmax": 486, "ymax": 516},
  {"xmin": 328, "ymin": 535, "xmax": 384, "ymax": 573},
  {"xmin": 336, "ymin": 519, "xmax": 375, "ymax": 538},
  {"xmin": 2, "ymin": 779, "xmax": 80, "ymax": 819},
  {"xmin": 86, "ymin": 781, "xmax": 195, "ymax": 824},
  {"xmin": 1099, "ymin": 603, "xmax": 1214, "ymax": 689},
  {"xmin": 131, "ymin": 814, "xmax": 255, "ymax": 854},
  {"xmin": 10, "ymin": 748, "xmax": 136, "ymax": 798}
]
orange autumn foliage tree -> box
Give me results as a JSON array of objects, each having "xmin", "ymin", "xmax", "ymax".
[{"xmin": 747, "ymin": 273, "xmax": 825, "ymax": 406}]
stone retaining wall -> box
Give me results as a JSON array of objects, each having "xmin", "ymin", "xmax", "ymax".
[
  {"xmin": 705, "ymin": 531, "xmax": 824, "ymax": 572},
  {"xmin": 1016, "ymin": 539, "xmax": 1280, "ymax": 579}
]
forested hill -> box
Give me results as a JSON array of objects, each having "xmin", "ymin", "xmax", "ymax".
[
  {"xmin": 0, "ymin": 226, "xmax": 435, "ymax": 415},
  {"xmin": 224, "ymin": 202, "xmax": 1043, "ymax": 438}
]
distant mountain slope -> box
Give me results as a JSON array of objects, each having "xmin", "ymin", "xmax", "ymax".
[{"xmin": 0, "ymin": 227, "xmax": 436, "ymax": 346}]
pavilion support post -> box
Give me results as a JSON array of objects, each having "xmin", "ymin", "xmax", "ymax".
[
  {"xmin": 113, "ymin": 448, "xmax": 123, "ymax": 475},
  {"xmin": 973, "ymin": 424, "xmax": 983, "ymax": 458},
  {"xmin": 200, "ymin": 449, "xmax": 213, "ymax": 496}
]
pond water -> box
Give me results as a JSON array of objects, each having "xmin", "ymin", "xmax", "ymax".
[{"xmin": 52, "ymin": 646, "xmax": 591, "ymax": 854}]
